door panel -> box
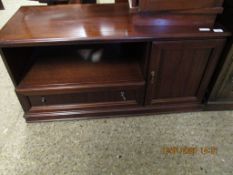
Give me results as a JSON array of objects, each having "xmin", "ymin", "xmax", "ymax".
[
  {"xmin": 146, "ymin": 39, "xmax": 225, "ymax": 107},
  {"xmin": 154, "ymin": 49, "xmax": 211, "ymax": 99}
]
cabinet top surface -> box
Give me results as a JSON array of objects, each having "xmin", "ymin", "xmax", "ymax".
[{"xmin": 0, "ymin": 4, "xmax": 230, "ymax": 47}]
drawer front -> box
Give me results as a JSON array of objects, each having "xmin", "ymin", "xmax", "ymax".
[{"xmin": 28, "ymin": 89, "xmax": 143, "ymax": 107}]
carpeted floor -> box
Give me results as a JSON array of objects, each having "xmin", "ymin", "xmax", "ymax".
[{"xmin": 0, "ymin": 1, "xmax": 233, "ymax": 175}]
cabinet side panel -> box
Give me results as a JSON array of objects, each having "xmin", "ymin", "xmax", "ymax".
[
  {"xmin": 0, "ymin": 48, "xmax": 34, "ymax": 86},
  {"xmin": 0, "ymin": 48, "xmax": 33, "ymax": 113},
  {"xmin": 197, "ymin": 39, "xmax": 226, "ymax": 100},
  {"xmin": 208, "ymin": 43, "xmax": 233, "ymax": 101}
]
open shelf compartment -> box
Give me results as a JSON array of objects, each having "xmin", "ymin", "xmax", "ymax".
[{"xmin": 14, "ymin": 42, "xmax": 147, "ymax": 95}]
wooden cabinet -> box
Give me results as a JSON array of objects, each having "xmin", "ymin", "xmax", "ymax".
[
  {"xmin": 0, "ymin": 4, "xmax": 230, "ymax": 122},
  {"xmin": 146, "ymin": 39, "xmax": 226, "ymax": 110}
]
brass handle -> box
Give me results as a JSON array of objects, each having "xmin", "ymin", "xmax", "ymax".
[
  {"xmin": 120, "ymin": 91, "xmax": 127, "ymax": 101},
  {"xmin": 151, "ymin": 71, "xmax": 155, "ymax": 84},
  {"xmin": 41, "ymin": 97, "xmax": 46, "ymax": 103}
]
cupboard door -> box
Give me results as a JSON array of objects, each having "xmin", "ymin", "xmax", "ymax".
[{"xmin": 146, "ymin": 39, "xmax": 225, "ymax": 108}]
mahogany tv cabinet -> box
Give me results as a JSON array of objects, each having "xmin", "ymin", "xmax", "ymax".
[{"xmin": 0, "ymin": 4, "xmax": 231, "ymax": 122}]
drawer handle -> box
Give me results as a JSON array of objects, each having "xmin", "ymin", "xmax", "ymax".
[
  {"xmin": 41, "ymin": 97, "xmax": 47, "ymax": 103},
  {"xmin": 120, "ymin": 91, "xmax": 127, "ymax": 101},
  {"xmin": 151, "ymin": 71, "xmax": 155, "ymax": 84}
]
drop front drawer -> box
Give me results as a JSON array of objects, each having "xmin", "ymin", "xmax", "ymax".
[{"xmin": 28, "ymin": 89, "xmax": 143, "ymax": 107}]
